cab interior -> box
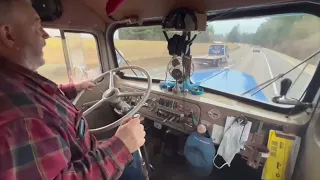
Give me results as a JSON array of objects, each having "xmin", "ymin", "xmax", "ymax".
[{"xmin": 35, "ymin": 0, "xmax": 320, "ymax": 179}]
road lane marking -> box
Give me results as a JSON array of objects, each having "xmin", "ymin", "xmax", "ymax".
[
  {"xmin": 261, "ymin": 50, "xmax": 279, "ymax": 95},
  {"xmin": 265, "ymin": 48, "xmax": 315, "ymax": 76}
]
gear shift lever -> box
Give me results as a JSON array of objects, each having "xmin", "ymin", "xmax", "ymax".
[
  {"xmin": 132, "ymin": 114, "xmax": 150, "ymax": 180},
  {"xmin": 272, "ymin": 78, "xmax": 310, "ymax": 107},
  {"xmin": 272, "ymin": 78, "xmax": 296, "ymax": 105},
  {"xmin": 280, "ymin": 78, "xmax": 292, "ymax": 96}
]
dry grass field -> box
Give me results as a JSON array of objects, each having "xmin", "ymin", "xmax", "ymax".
[
  {"xmin": 43, "ymin": 38, "xmax": 238, "ymax": 65},
  {"xmin": 40, "ymin": 38, "xmax": 238, "ymax": 84}
]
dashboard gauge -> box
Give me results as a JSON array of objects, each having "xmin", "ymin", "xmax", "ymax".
[
  {"xmin": 186, "ymin": 117, "xmax": 193, "ymax": 123},
  {"xmin": 208, "ymin": 109, "xmax": 221, "ymax": 120},
  {"xmin": 145, "ymin": 98, "xmax": 157, "ymax": 111}
]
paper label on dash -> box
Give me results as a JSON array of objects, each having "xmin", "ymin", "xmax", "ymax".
[{"xmin": 211, "ymin": 124, "xmax": 224, "ymax": 144}]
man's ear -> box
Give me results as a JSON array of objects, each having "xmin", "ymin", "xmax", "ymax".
[{"xmin": 0, "ymin": 25, "xmax": 15, "ymax": 48}]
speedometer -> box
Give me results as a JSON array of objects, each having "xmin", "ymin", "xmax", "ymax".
[{"xmin": 145, "ymin": 98, "xmax": 157, "ymax": 112}]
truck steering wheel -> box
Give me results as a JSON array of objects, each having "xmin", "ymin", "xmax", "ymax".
[{"xmin": 72, "ymin": 66, "xmax": 152, "ymax": 133}]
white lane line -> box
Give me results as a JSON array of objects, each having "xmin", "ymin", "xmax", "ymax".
[{"xmin": 261, "ymin": 50, "xmax": 278, "ymax": 95}]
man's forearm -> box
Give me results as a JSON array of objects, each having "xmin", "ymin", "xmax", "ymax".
[
  {"xmin": 57, "ymin": 136, "xmax": 133, "ymax": 180},
  {"xmin": 0, "ymin": 118, "xmax": 133, "ymax": 180}
]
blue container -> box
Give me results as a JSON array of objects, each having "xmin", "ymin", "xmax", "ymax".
[{"xmin": 184, "ymin": 132, "xmax": 216, "ymax": 177}]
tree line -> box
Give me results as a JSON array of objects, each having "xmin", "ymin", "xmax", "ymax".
[
  {"xmin": 119, "ymin": 14, "xmax": 320, "ymax": 60},
  {"xmin": 222, "ymin": 14, "xmax": 320, "ymax": 60},
  {"xmin": 118, "ymin": 25, "xmax": 215, "ymax": 43}
]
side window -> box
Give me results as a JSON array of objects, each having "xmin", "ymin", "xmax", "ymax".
[
  {"xmin": 38, "ymin": 28, "xmax": 68, "ymax": 84},
  {"xmin": 38, "ymin": 28, "xmax": 101, "ymax": 84}
]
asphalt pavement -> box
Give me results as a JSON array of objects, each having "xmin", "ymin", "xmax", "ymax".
[{"xmin": 228, "ymin": 45, "xmax": 311, "ymax": 100}]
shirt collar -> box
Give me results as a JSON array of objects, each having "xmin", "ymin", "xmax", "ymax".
[{"xmin": 0, "ymin": 57, "xmax": 59, "ymax": 95}]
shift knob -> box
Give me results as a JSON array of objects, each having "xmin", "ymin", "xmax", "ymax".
[{"xmin": 280, "ymin": 78, "xmax": 292, "ymax": 96}]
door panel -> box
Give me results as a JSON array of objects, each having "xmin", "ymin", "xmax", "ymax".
[{"xmin": 293, "ymin": 110, "xmax": 320, "ymax": 180}]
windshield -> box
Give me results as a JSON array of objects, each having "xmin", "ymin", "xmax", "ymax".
[{"xmin": 114, "ymin": 13, "xmax": 320, "ymax": 106}]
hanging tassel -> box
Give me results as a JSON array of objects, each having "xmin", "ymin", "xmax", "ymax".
[{"xmin": 106, "ymin": 0, "xmax": 125, "ymax": 16}]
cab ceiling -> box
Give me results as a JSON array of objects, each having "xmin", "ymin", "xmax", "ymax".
[
  {"xmin": 81, "ymin": 0, "xmax": 286, "ymax": 22},
  {"xmin": 44, "ymin": 0, "xmax": 287, "ymax": 31}
]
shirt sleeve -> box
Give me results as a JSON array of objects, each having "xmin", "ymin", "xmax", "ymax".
[
  {"xmin": 0, "ymin": 118, "xmax": 133, "ymax": 180},
  {"xmin": 59, "ymin": 83, "xmax": 78, "ymax": 100}
]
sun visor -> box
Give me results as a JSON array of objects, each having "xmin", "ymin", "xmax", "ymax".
[
  {"xmin": 106, "ymin": 0, "xmax": 125, "ymax": 15},
  {"xmin": 32, "ymin": 0, "xmax": 63, "ymax": 21}
]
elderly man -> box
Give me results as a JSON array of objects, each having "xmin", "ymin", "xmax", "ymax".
[{"xmin": 0, "ymin": 0, "xmax": 146, "ymax": 179}]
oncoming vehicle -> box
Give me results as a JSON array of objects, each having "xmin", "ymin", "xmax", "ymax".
[
  {"xmin": 8, "ymin": 0, "xmax": 320, "ymax": 180},
  {"xmin": 193, "ymin": 42, "xmax": 230, "ymax": 67},
  {"xmin": 253, "ymin": 46, "xmax": 261, "ymax": 52}
]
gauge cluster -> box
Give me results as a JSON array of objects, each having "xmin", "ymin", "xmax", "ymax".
[
  {"xmin": 119, "ymin": 85, "xmax": 294, "ymax": 137},
  {"xmin": 120, "ymin": 86, "xmax": 201, "ymax": 133}
]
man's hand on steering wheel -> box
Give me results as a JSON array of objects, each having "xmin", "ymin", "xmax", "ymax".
[
  {"xmin": 115, "ymin": 115, "xmax": 146, "ymax": 153},
  {"xmin": 74, "ymin": 80, "xmax": 96, "ymax": 92}
]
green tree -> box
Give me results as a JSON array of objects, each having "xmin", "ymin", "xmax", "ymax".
[
  {"xmin": 194, "ymin": 24, "xmax": 215, "ymax": 43},
  {"xmin": 213, "ymin": 34, "xmax": 226, "ymax": 41},
  {"xmin": 119, "ymin": 26, "xmax": 165, "ymax": 41},
  {"xmin": 227, "ymin": 25, "xmax": 240, "ymax": 43},
  {"xmin": 252, "ymin": 15, "xmax": 304, "ymax": 47}
]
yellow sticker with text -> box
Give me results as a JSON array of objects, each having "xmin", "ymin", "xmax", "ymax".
[{"xmin": 263, "ymin": 130, "xmax": 293, "ymax": 180}]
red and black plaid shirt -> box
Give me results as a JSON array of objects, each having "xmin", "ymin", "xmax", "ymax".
[{"xmin": 0, "ymin": 60, "xmax": 133, "ymax": 180}]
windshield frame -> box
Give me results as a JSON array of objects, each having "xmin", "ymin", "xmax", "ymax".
[{"xmin": 107, "ymin": 1, "xmax": 320, "ymax": 115}]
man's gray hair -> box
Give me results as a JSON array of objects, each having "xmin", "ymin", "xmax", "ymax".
[{"xmin": 0, "ymin": 0, "xmax": 15, "ymax": 23}]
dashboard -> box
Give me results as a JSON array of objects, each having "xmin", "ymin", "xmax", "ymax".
[
  {"xmin": 118, "ymin": 80, "xmax": 308, "ymax": 140},
  {"xmin": 112, "ymin": 78, "xmax": 312, "ymax": 166}
]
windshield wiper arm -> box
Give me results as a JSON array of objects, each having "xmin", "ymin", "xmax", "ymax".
[
  {"xmin": 116, "ymin": 49, "xmax": 144, "ymax": 77},
  {"xmin": 241, "ymin": 48, "xmax": 320, "ymax": 96},
  {"xmin": 199, "ymin": 64, "xmax": 234, "ymax": 83}
]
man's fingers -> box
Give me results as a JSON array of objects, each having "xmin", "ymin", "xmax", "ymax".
[
  {"xmin": 138, "ymin": 138, "xmax": 146, "ymax": 147},
  {"xmin": 139, "ymin": 124, "xmax": 144, "ymax": 131},
  {"xmin": 133, "ymin": 114, "xmax": 140, "ymax": 119},
  {"xmin": 88, "ymin": 81, "xmax": 95, "ymax": 86},
  {"xmin": 121, "ymin": 116, "xmax": 132, "ymax": 125},
  {"xmin": 121, "ymin": 114, "xmax": 143, "ymax": 126},
  {"xmin": 139, "ymin": 116, "xmax": 145, "ymax": 122},
  {"xmin": 86, "ymin": 82, "xmax": 95, "ymax": 90},
  {"xmin": 129, "ymin": 117, "xmax": 141, "ymax": 125},
  {"xmin": 133, "ymin": 114, "xmax": 145, "ymax": 123}
]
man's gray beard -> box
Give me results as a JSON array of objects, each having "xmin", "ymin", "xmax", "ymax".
[{"xmin": 25, "ymin": 55, "xmax": 45, "ymax": 71}]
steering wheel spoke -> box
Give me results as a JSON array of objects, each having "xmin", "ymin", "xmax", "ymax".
[
  {"xmin": 117, "ymin": 92, "xmax": 144, "ymax": 97},
  {"xmin": 109, "ymin": 70, "xmax": 114, "ymax": 88},
  {"xmin": 83, "ymin": 99, "xmax": 106, "ymax": 116}
]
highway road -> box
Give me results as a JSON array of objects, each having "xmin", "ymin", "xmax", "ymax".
[{"xmin": 229, "ymin": 45, "xmax": 312, "ymax": 101}]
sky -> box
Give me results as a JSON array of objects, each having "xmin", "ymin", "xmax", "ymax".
[{"xmin": 209, "ymin": 17, "xmax": 268, "ymax": 35}]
